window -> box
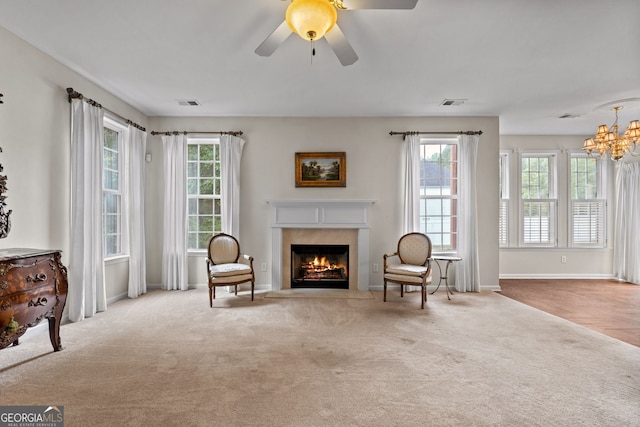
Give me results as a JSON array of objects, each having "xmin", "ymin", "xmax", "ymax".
[
  {"xmin": 520, "ymin": 153, "xmax": 557, "ymax": 246},
  {"xmin": 187, "ymin": 138, "xmax": 222, "ymax": 250},
  {"xmin": 500, "ymin": 149, "xmax": 608, "ymax": 249},
  {"xmin": 499, "ymin": 152, "xmax": 509, "ymax": 247},
  {"xmin": 569, "ymin": 154, "xmax": 606, "ymax": 247},
  {"xmin": 103, "ymin": 119, "xmax": 125, "ymax": 257},
  {"xmin": 419, "ymin": 138, "xmax": 458, "ymax": 252}
]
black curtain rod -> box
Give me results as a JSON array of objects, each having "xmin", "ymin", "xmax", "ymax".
[
  {"xmin": 66, "ymin": 88, "xmax": 146, "ymax": 132},
  {"xmin": 150, "ymin": 130, "xmax": 243, "ymax": 137},
  {"xmin": 389, "ymin": 130, "xmax": 483, "ymax": 140}
]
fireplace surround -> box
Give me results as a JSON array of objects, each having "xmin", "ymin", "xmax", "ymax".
[{"xmin": 269, "ymin": 199, "xmax": 375, "ymax": 291}]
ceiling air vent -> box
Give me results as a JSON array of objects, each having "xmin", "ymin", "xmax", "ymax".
[
  {"xmin": 558, "ymin": 113, "xmax": 580, "ymax": 119},
  {"xmin": 177, "ymin": 99, "xmax": 200, "ymax": 106},
  {"xmin": 440, "ymin": 99, "xmax": 466, "ymax": 106}
]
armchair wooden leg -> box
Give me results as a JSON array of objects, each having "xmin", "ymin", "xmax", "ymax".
[
  {"xmin": 234, "ymin": 285, "xmax": 238, "ymax": 296},
  {"xmin": 209, "ymin": 287, "xmax": 213, "ymax": 308},
  {"xmin": 383, "ymin": 280, "xmax": 387, "ymax": 302},
  {"xmin": 251, "ymin": 281, "xmax": 254, "ymax": 301},
  {"xmin": 400, "ymin": 284, "xmax": 404, "ymax": 298}
]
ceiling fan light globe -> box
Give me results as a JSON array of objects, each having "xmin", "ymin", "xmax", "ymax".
[{"xmin": 286, "ymin": 0, "xmax": 337, "ymax": 41}]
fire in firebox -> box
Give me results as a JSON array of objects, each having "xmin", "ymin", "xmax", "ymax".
[
  {"xmin": 298, "ymin": 255, "xmax": 347, "ymax": 280},
  {"xmin": 291, "ymin": 244, "xmax": 349, "ymax": 289}
]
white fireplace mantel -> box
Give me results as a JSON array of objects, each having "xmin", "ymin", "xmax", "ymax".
[{"xmin": 269, "ymin": 199, "xmax": 375, "ymax": 291}]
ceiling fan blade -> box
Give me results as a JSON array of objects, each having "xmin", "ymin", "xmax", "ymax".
[
  {"xmin": 341, "ymin": 0, "xmax": 418, "ymax": 9},
  {"xmin": 255, "ymin": 20, "xmax": 292, "ymax": 57},
  {"xmin": 324, "ymin": 24, "xmax": 358, "ymax": 66}
]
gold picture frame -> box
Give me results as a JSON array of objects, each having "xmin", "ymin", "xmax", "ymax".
[{"xmin": 295, "ymin": 152, "xmax": 346, "ymax": 187}]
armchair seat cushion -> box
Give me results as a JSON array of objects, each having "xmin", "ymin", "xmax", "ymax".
[
  {"xmin": 209, "ymin": 273, "xmax": 254, "ymax": 285},
  {"xmin": 209, "ymin": 263, "xmax": 252, "ymax": 277},
  {"xmin": 384, "ymin": 271, "xmax": 432, "ymax": 284},
  {"xmin": 385, "ymin": 264, "xmax": 428, "ymax": 277}
]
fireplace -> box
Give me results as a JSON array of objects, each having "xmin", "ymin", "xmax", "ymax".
[
  {"xmin": 291, "ymin": 244, "xmax": 349, "ymax": 289},
  {"xmin": 269, "ymin": 199, "xmax": 375, "ymax": 291}
]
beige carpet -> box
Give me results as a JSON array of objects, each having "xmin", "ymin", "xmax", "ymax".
[
  {"xmin": 1, "ymin": 288, "xmax": 638, "ymax": 427},
  {"xmin": 264, "ymin": 289, "xmax": 375, "ymax": 299}
]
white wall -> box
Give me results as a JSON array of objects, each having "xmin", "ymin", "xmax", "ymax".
[
  {"xmin": 1, "ymin": 25, "xmax": 502, "ymax": 296},
  {"xmin": 499, "ymin": 135, "xmax": 615, "ymax": 278},
  {"xmin": 0, "ymin": 28, "xmax": 148, "ymax": 301},
  {"xmin": 147, "ymin": 116, "xmax": 501, "ymax": 290}
]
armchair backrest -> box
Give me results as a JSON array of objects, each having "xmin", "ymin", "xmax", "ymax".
[
  {"xmin": 397, "ymin": 232, "xmax": 432, "ymax": 266},
  {"xmin": 208, "ymin": 233, "xmax": 240, "ymax": 265}
]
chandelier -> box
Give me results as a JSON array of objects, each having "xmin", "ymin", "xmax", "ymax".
[
  {"xmin": 286, "ymin": 0, "xmax": 338, "ymax": 42},
  {"xmin": 583, "ymin": 106, "xmax": 640, "ymax": 161}
]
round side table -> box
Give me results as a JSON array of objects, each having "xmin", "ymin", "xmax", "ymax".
[{"xmin": 430, "ymin": 255, "xmax": 462, "ymax": 300}]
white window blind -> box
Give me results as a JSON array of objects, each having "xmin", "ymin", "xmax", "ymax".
[
  {"xmin": 570, "ymin": 199, "xmax": 606, "ymax": 247},
  {"xmin": 521, "ymin": 199, "xmax": 557, "ymax": 246},
  {"xmin": 499, "ymin": 199, "xmax": 509, "ymax": 247}
]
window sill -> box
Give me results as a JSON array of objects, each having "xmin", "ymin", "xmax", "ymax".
[
  {"xmin": 500, "ymin": 247, "xmax": 610, "ymax": 252},
  {"xmin": 188, "ymin": 250, "xmax": 208, "ymax": 257},
  {"xmin": 104, "ymin": 255, "xmax": 129, "ymax": 265}
]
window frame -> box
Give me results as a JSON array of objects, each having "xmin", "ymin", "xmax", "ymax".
[
  {"xmin": 102, "ymin": 117, "xmax": 126, "ymax": 259},
  {"xmin": 568, "ymin": 152, "xmax": 607, "ymax": 248},
  {"xmin": 418, "ymin": 137, "xmax": 459, "ymax": 254},
  {"xmin": 499, "ymin": 151, "xmax": 510, "ymax": 247},
  {"xmin": 518, "ymin": 151, "xmax": 558, "ymax": 248},
  {"xmin": 187, "ymin": 137, "xmax": 222, "ymax": 252}
]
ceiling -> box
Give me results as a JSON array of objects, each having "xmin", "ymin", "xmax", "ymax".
[{"xmin": 1, "ymin": 0, "xmax": 639, "ymax": 135}]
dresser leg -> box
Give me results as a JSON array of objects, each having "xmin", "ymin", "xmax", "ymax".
[{"xmin": 48, "ymin": 317, "xmax": 62, "ymax": 351}]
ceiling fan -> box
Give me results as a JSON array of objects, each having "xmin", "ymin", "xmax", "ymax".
[{"xmin": 255, "ymin": 0, "xmax": 419, "ymax": 66}]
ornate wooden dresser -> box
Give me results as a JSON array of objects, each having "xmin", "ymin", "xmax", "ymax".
[{"xmin": 0, "ymin": 249, "xmax": 68, "ymax": 351}]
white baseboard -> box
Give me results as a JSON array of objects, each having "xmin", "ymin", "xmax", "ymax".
[
  {"xmin": 499, "ymin": 274, "xmax": 616, "ymax": 280},
  {"xmin": 369, "ymin": 284, "xmax": 501, "ymax": 292},
  {"xmin": 107, "ymin": 292, "xmax": 128, "ymax": 305}
]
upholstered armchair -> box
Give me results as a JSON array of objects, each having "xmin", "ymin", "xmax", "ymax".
[
  {"xmin": 206, "ymin": 233, "xmax": 255, "ymax": 307},
  {"xmin": 383, "ymin": 232, "xmax": 433, "ymax": 309}
]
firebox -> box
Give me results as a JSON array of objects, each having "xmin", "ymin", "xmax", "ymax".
[{"xmin": 291, "ymin": 244, "xmax": 349, "ymax": 289}]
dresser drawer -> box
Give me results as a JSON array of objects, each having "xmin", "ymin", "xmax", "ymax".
[
  {"xmin": 0, "ymin": 285, "xmax": 58, "ymax": 328},
  {"xmin": 0, "ymin": 254, "xmax": 57, "ymax": 295}
]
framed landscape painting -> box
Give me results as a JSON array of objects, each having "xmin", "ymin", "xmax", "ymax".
[{"xmin": 295, "ymin": 152, "xmax": 346, "ymax": 187}]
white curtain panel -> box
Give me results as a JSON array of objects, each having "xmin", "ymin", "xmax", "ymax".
[
  {"xmin": 220, "ymin": 135, "xmax": 245, "ymax": 238},
  {"xmin": 69, "ymin": 98, "xmax": 106, "ymax": 322},
  {"xmin": 456, "ymin": 134, "xmax": 481, "ymax": 292},
  {"xmin": 401, "ymin": 134, "xmax": 421, "ymax": 292},
  {"xmin": 402, "ymin": 133, "xmax": 420, "ymax": 234},
  {"xmin": 614, "ymin": 161, "xmax": 640, "ymax": 285},
  {"xmin": 125, "ymin": 125, "xmax": 147, "ymax": 298},
  {"xmin": 161, "ymin": 134, "xmax": 188, "ymax": 291}
]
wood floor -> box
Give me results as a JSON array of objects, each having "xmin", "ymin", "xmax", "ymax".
[{"xmin": 498, "ymin": 279, "xmax": 640, "ymax": 347}]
